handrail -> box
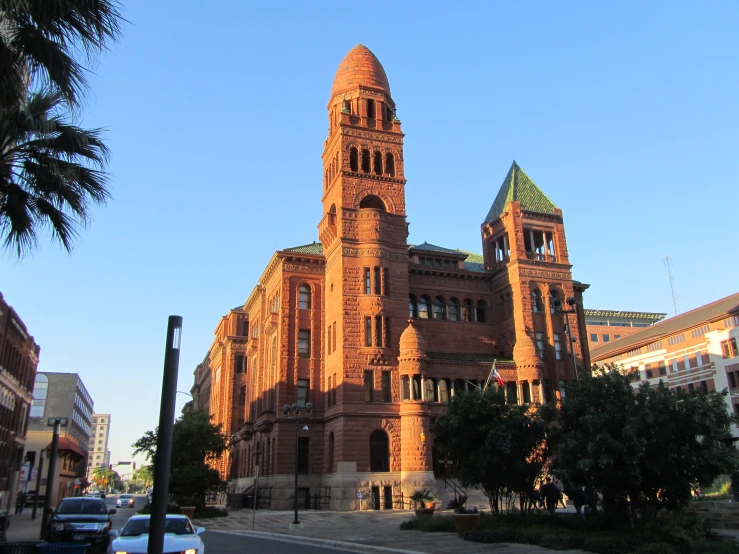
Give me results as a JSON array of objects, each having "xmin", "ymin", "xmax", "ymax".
[{"xmin": 439, "ymin": 474, "xmax": 467, "ymax": 502}]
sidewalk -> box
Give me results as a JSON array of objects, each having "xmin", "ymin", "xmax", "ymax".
[
  {"xmin": 4, "ymin": 509, "xmax": 44, "ymax": 542},
  {"xmin": 194, "ymin": 509, "xmax": 588, "ymax": 554}
]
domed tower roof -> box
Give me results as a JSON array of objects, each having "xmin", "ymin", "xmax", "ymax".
[
  {"xmin": 399, "ymin": 320, "xmax": 427, "ymax": 355},
  {"xmin": 331, "ymin": 44, "xmax": 390, "ymax": 99}
]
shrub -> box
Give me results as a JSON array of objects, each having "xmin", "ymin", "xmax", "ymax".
[
  {"xmin": 416, "ymin": 515, "xmax": 456, "ymax": 533},
  {"xmin": 638, "ymin": 543, "xmax": 677, "ymax": 554},
  {"xmin": 399, "ymin": 518, "xmax": 419, "ymax": 531},
  {"xmin": 582, "ymin": 535, "xmax": 642, "ymax": 554}
]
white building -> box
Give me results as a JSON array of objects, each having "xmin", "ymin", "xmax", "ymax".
[{"xmin": 87, "ymin": 414, "xmax": 111, "ymax": 471}]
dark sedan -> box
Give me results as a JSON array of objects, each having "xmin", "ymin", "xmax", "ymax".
[{"xmin": 47, "ymin": 496, "xmax": 116, "ymax": 552}]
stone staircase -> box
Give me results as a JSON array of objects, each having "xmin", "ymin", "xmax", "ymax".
[{"xmin": 434, "ymin": 477, "xmax": 490, "ymax": 512}]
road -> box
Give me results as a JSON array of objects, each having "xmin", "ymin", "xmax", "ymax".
[{"xmin": 103, "ymin": 494, "xmax": 355, "ymax": 553}]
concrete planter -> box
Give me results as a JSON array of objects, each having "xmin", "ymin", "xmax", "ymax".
[
  {"xmin": 452, "ymin": 513, "xmax": 479, "ymax": 536},
  {"xmin": 414, "ymin": 507, "xmax": 435, "ymax": 517}
]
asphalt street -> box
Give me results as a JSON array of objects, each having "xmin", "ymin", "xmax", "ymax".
[{"xmin": 200, "ymin": 531, "xmax": 360, "ymax": 553}]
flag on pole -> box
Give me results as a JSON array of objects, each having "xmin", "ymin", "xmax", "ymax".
[{"xmin": 492, "ymin": 364, "xmax": 504, "ymax": 388}]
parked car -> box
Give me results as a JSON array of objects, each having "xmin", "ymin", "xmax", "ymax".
[
  {"xmin": 111, "ymin": 514, "xmax": 205, "ymax": 554},
  {"xmin": 116, "ymin": 494, "xmax": 135, "ymax": 508},
  {"xmin": 47, "ymin": 496, "xmax": 116, "ymax": 553}
]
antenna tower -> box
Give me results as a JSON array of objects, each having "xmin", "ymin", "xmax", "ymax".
[{"xmin": 664, "ymin": 256, "xmax": 679, "ymax": 316}]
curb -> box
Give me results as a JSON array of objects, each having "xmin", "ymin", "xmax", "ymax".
[{"xmin": 208, "ymin": 528, "xmax": 424, "ymax": 554}]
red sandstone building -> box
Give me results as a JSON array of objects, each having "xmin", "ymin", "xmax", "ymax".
[{"xmin": 197, "ymin": 45, "xmax": 591, "ymax": 510}]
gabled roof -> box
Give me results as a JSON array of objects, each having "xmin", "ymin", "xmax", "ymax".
[
  {"xmin": 591, "ymin": 292, "xmax": 739, "ymax": 361},
  {"xmin": 282, "ymin": 242, "xmax": 324, "ymax": 256},
  {"xmin": 484, "ymin": 161, "xmax": 558, "ymax": 224}
]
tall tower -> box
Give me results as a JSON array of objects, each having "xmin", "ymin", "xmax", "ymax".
[
  {"xmin": 318, "ymin": 45, "xmax": 412, "ymax": 487},
  {"xmin": 481, "ymin": 162, "xmax": 589, "ymax": 401}
]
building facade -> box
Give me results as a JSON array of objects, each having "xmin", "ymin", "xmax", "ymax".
[
  {"xmin": 0, "ymin": 292, "xmax": 39, "ymax": 511},
  {"xmin": 591, "ymin": 293, "xmax": 739, "ymax": 435},
  {"xmin": 200, "ymin": 45, "xmax": 591, "ymax": 510},
  {"xmin": 585, "ymin": 309, "xmax": 666, "ymax": 348},
  {"xmin": 26, "ymin": 372, "xmax": 94, "ymax": 505},
  {"xmin": 87, "ymin": 414, "xmax": 111, "ymax": 473}
]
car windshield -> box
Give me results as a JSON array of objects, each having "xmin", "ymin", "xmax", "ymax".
[
  {"xmin": 120, "ymin": 495, "xmax": 132, "ymax": 499},
  {"xmin": 120, "ymin": 517, "xmax": 194, "ymax": 537},
  {"xmin": 57, "ymin": 499, "xmax": 107, "ymax": 514}
]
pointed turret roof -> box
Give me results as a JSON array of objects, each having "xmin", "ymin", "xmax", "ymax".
[{"xmin": 483, "ymin": 161, "xmax": 558, "ymax": 224}]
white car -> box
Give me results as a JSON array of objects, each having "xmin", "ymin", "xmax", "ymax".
[{"xmin": 110, "ymin": 514, "xmax": 205, "ymax": 554}]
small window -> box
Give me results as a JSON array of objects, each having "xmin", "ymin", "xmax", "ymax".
[
  {"xmin": 603, "ymin": 334, "xmax": 610, "ymax": 343},
  {"xmin": 535, "ymin": 332, "xmax": 546, "ymax": 360},
  {"xmin": 400, "ymin": 375, "xmax": 410, "ymax": 401},
  {"xmin": 364, "ymin": 370, "xmax": 374, "ymax": 402},
  {"xmin": 409, "ymin": 294, "xmax": 418, "ymax": 318},
  {"xmin": 297, "ymin": 379, "xmax": 310, "ymax": 407},
  {"xmin": 433, "ymin": 296, "xmax": 446, "ymax": 320},
  {"xmin": 476, "ymin": 300, "xmax": 487, "ymax": 323},
  {"xmin": 299, "ymin": 285, "xmax": 311, "ymax": 310},
  {"xmin": 554, "ymin": 334, "xmax": 563, "ymax": 360},
  {"xmin": 383, "ymin": 268, "xmax": 390, "ymax": 296},
  {"xmin": 373, "ymin": 151, "xmax": 382, "ymax": 175},
  {"xmin": 365, "ymin": 317, "xmax": 372, "ymax": 347},
  {"xmin": 375, "ymin": 316, "xmax": 383, "ymax": 347},
  {"xmin": 385, "ymin": 153, "xmax": 395, "ymax": 177},
  {"xmin": 425, "ymin": 378, "xmax": 437, "ymax": 402},
  {"xmin": 362, "ymin": 149, "xmax": 371, "ymax": 173},
  {"xmin": 462, "ymin": 299, "xmax": 474, "ymax": 322},
  {"xmin": 419, "ymin": 296, "xmax": 430, "ymax": 319},
  {"xmin": 350, "ymin": 148, "xmax": 358, "ymax": 172},
  {"xmin": 364, "ymin": 268, "xmax": 371, "ymax": 295},
  {"xmin": 298, "ymin": 330, "xmax": 311, "ymax": 358},
  {"xmin": 590, "ymin": 334, "xmax": 599, "ymax": 343},
  {"xmin": 532, "ymin": 289, "xmax": 543, "ymax": 313},
  {"xmin": 448, "ymin": 298, "xmax": 460, "ymax": 321},
  {"xmin": 374, "ymin": 267, "xmax": 381, "ymax": 295},
  {"xmin": 439, "ymin": 379, "xmax": 449, "ymax": 403},
  {"xmin": 367, "ymin": 99, "xmax": 375, "ymax": 119},
  {"xmin": 381, "ymin": 371, "xmax": 391, "ymax": 402}
]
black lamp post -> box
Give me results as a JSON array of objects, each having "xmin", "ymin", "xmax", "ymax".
[
  {"xmin": 283, "ymin": 402, "xmax": 312, "ymax": 525},
  {"xmin": 552, "ymin": 296, "xmax": 579, "ymax": 382}
]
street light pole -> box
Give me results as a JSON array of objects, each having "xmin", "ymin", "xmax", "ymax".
[{"xmin": 283, "ymin": 402, "xmax": 312, "ymax": 527}]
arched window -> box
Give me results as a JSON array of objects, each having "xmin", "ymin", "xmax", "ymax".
[
  {"xmin": 385, "ymin": 153, "xmax": 395, "ymax": 177},
  {"xmin": 462, "ymin": 299, "xmax": 474, "ymax": 322},
  {"xmin": 433, "ymin": 296, "xmax": 446, "ymax": 320},
  {"xmin": 448, "ymin": 298, "xmax": 460, "ymax": 321},
  {"xmin": 299, "ymin": 285, "xmax": 311, "ymax": 310},
  {"xmin": 362, "ymin": 149, "xmax": 371, "ymax": 173},
  {"xmin": 350, "ymin": 148, "xmax": 358, "ymax": 172},
  {"xmin": 328, "ymin": 432, "xmax": 335, "ymax": 473},
  {"xmin": 30, "ymin": 374, "xmax": 48, "ymax": 418},
  {"xmin": 476, "ymin": 300, "xmax": 487, "ymax": 323},
  {"xmin": 359, "ymin": 195, "xmax": 386, "ymax": 211},
  {"xmin": 409, "ymin": 294, "xmax": 418, "ymax": 318},
  {"xmin": 532, "ymin": 288, "xmax": 544, "ymax": 313},
  {"xmin": 328, "ymin": 204, "xmax": 336, "ymax": 227},
  {"xmin": 419, "ymin": 295, "xmax": 430, "ymax": 319},
  {"xmin": 369, "ymin": 430, "xmax": 390, "ymax": 472},
  {"xmin": 373, "ymin": 151, "xmax": 383, "ymax": 175},
  {"xmin": 425, "ymin": 378, "xmax": 437, "ymax": 402},
  {"xmin": 270, "ymin": 336, "xmax": 277, "ymax": 369}
]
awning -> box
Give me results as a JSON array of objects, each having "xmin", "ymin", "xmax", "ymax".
[{"xmin": 45, "ymin": 437, "xmax": 85, "ymax": 458}]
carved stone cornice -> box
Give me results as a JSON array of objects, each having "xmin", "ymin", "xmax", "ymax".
[
  {"xmin": 341, "ymin": 247, "xmax": 408, "ymax": 262},
  {"xmin": 343, "ymin": 128, "xmax": 403, "ymax": 144}
]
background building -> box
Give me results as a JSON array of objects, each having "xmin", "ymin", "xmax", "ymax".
[
  {"xmin": 194, "ymin": 45, "xmax": 592, "ymax": 511},
  {"xmin": 585, "ymin": 309, "xmax": 665, "ymax": 348},
  {"xmin": 87, "ymin": 414, "xmax": 111, "ymax": 473},
  {"xmin": 0, "ymin": 292, "xmax": 39, "ymax": 511},
  {"xmin": 592, "ymin": 293, "xmax": 739, "ymax": 434},
  {"xmin": 26, "ymin": 372, "xmax": 93, "ymax": 505}
]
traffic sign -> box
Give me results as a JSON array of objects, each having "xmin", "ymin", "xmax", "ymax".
[{"xmin": 357, "ymin": 491, "xmax": 363, "ymax": 499}]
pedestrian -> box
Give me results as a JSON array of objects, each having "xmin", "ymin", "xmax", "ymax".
[
  {"xmin": 15, "ymin": 491, "xmax": 26, "ymax": 514},
  {"xmin": 539, "ymin": 477, "xmax": 561, "ymax": 516},
  {"xmin": 567, "ymin": 486, "xmax": 589, "ymax": 520}
]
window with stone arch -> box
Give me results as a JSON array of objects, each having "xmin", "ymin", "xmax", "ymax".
[
  {"xmin": 369, "ymin": 429, "xmax": 390, "ymax": 472},
  {"xmin": 532, "ymin": 288, "xmax": 544, "ymax": 313},
  {"xmin": 477, "ymin": 300, "xmax": 487, "ymax": 323},
  {"xmin": 327, "ymin": 204, "xmax": 337, "ymax": 227},
  {"xmin": 361, "ymin": 149, "xmax": 371, "ymax": 173},
  {"xmin": 418, "ymin": 295, "xmax": 430, "ymax": 319},
  {"xmin": 373, "ymin": 151, "xmax": 383, "ymax": 175},
  {"xmin": 385, "ymin": 153, "xmax": 395, "ymax": 177},
  {"xmin": 409, "ymin": 294, "xmax": 418, "ymax": 318},
  {"xmin": 433, "ymin": 296, "xmax": 446, "ymax": 320},
  {"xmin": 448, "ymin": 298, "xmax": 460, "ymax": 321},
  {"xmin": 299, "ymin": 284, "xmax": 311, "ymax": 310},
  {"xmin": 549, "ymin": 288, "xmax": 562, "ymax": 314},
  {"xmin": 462, "ymin": 298, "xmax": 474, "ymax": 322},
  {"xmin": 359, "ymin": 194, "xmax": 386, "ymax": 211},
  {"xmin": 350, "ymin": 148, "xmax": 358, "ymax": 172}
]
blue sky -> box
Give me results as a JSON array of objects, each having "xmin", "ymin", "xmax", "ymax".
[{"xmin": 3, "ymin": 0, "xmax": 738, "ymax": 467}]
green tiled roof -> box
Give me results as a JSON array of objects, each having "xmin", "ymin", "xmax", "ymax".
[
  {"xmin": 456, "ymin": 250, "xmax": 484, "ymax": 264},
  {"xmin": 282, "ymin": 242, "xmax": 324, "ymax": 255},
  {"xmin": 484, "ymin": 161, "xmax": 558, "ymax": 224},
  {"xmin": 409, "ymin": 242, "xmax": 465, "ymax": 256},
  {"xmin": 427, "ymin": 352, "xmax": 512, "ymax": 363}
]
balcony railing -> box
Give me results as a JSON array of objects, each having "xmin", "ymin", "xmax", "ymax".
[{"xmin": 525, "ymin": 252, "xmax": 557, "ymax": 262}]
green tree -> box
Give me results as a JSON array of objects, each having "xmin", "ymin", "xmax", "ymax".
[
  {"xmin": 132, "ymin": 411, "xmax": 228, "ymax": 508},
  {"xmin": 132, "ymin": 465, "xmax": 153, "ymax": 490},
  {"xmin": 548, "ymin": 366, "xmax": 739, "ymax": 523},
  {"xmin": 434, "ymin": 387, "xmax": 548, "ymax": 516},
  {"xmin": 0, "ymin": 90, "xmax": 110, "ymax": 255},
  {"xmin": 0, "ymin": 0, "xmax": 123, "ymax": 109},
  {"xmin": 90, "ymin": 465, "xmax": 118, "ymax": 492},
  {"xmin": 0, "ymin": 0, "xmax": 123, "ymax": 257}
]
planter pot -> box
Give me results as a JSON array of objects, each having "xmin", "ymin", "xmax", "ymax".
[
  {"xmin": 179, "ymin": 506, "xmax": 196, "ymax": 520},
  {"xmin": 414, "ymin": 507, "xmax": 435, "ymax": 517},
  {"xmin": 452, "ymin": 513, "xmax": 479, "ymax": 536}
]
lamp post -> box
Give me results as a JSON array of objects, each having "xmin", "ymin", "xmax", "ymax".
[
  {"xmin": 552, "ymin": 296, "xmax": 579, "ymax": 382},
  {"xmin": 283, "ymin": 402, "xmax": 312, "ymax": 527}
]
